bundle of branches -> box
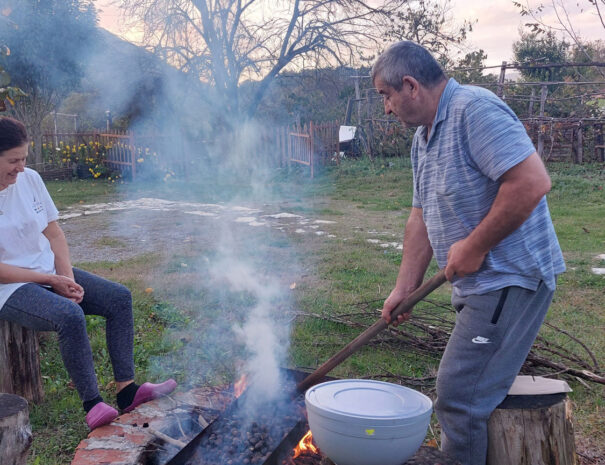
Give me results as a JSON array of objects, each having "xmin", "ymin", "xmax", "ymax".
[{"xmin": 296, "ymin": 297, "xmax": 604, "ymax": 389}]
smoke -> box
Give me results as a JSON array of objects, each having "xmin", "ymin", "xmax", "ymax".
[
  {"xmin": 4, "ymin": 2, "xmax": 306, "ymax": 414},
  {"xmin": 212, "ymin": 254, "xmax": 288, "ymax": 404}
]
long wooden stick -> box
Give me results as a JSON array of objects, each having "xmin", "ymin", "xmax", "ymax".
[{"xmin": 296, "ymin": 269, "xmax": 447, "ymax": 393}]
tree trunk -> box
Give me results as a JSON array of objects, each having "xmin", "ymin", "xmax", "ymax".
[
  {"xmin": 487, "ymin": 393, "xmax": 577, "ymax": 465},
  {"xmin": 0, "ymin": 393, "xmax": 32, "ymax": 465},
  {"xmin": 0, "ymin": 320, "xmax": 44, "ymax": 404}
]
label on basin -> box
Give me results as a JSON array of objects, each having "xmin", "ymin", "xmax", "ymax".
[{"xmin": 306, "ymin": 379, "xmax": 432, "ymax": 421}]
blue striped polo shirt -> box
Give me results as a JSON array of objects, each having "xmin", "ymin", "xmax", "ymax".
[{"xmin": 411, "ymin": 78, "xmax": 565, "ymax": 296}]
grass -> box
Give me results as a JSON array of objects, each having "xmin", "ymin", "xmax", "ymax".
[
  {"xmin": 26, "ymin": 159, "xmax": 605, "ymax": 463},
  {"xmin": 45, "ymin": 179, "xmax": 120, "ymax": 209},
  {"xmin": 289, "ymin": 159, "xmax": 604, "ymax": 445}
]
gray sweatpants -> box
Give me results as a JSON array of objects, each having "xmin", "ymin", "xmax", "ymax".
[
  {"xmin": 0, "ymin": 268, "xmax": 135, "ymax": 403},
  {"xmin": 435, "ymin": 281, "xmax": 554, "ymax": 465}
]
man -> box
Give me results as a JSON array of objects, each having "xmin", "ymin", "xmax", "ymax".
[{"xmin": 373, "ymin": 41, "xmax": 565, "ymax": 465}]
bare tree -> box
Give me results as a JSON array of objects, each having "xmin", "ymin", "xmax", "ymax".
[
  {"xmin": 382, "ymin": 0, "xmax": 475, "ymax": 64},
  {"xmin": 115, "ymin": 0, "xmax": 411, "ymax": 120}
]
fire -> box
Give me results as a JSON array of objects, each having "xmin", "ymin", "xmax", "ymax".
[
  {"xmin": 293, "ymin": 430, "xmax": 319, "ymax": 459},
  {"xmin": 233, "ymin": 374, "xmax": 248, "ymax": 398}
]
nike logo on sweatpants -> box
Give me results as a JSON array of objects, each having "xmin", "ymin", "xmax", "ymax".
[{"xmin": 472, "ymin": 336, "xmax": 492, "ymax": 344}]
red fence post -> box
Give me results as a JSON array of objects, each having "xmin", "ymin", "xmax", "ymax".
[
  {"xmin": 129, "ymin": 131, "xmax": 136, "ymax": 180},
  {"xmin": 309, "ymin": 120, "xmax": 314, "ymax": 179}
]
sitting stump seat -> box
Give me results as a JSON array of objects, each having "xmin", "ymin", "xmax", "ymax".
[
  {"xmin": 487, "ymin": 375, "xmax": 576, "ymax": 465},
  {"xmin": 0, "ymin": 320, "xmax": 44, "ymax": 404}
]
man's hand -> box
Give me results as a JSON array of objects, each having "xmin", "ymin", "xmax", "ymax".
[
  {"xmin": 382, "ymin": 286, "xmax": 415, "ymax": 326},
  {"xmin": 48, "ymin": 274, "xmax": 84, "ymax": 304},
  {"xmin": 444, "ymin": 237, "xmax": 487, "ymax": 281}
]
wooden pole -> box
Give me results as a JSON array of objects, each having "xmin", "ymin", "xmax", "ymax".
[
  {"xmin": 129, "ymin": 130, "xmax": 136, "ymax": 180},
  {"xmin": 528, "ymin": 87, "xmax": 536, "ymax": 117},
  {"xmin": 0, "ymin": 394, "xmax": 32, "ymax": 465},
  {"xmin": 310, "ymin": 120, "xmax": 314, "ymax": 179},
  {"xmin": 487, "ymin": 393, "xmax": 577, "ymax": 465},
  {"xmin": 575, "ymin": 122, "xmax": 583, "ymax": 164},
  {"xmin": 596, "ymin": 123, "xmax": 604, "ymax": 162},
  {"xmin": 296, "ymin": 270, "xmax": 447, "ymax": 393},
  {"xmin": 354, "ymin": 76, "xmax": 361, "ymax": 125},
  {"xmin": 497, "ymin": 62, "xmax": 507, "ymax": 98},
  {"xmin": 0, "ymin": 321, "xmax": 44, "ymax": 404},
  {"xmin": 365, "ymin": 89, "xmax": 374, "ymax": 161},
  {"xmin": 537, "ymin": 85, "xmax": 548, "ymax": 158}
]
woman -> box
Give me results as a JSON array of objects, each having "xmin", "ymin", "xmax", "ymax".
[{"xmin": 0, "ymin": 116, "xmax": 176, "ymax": 430}]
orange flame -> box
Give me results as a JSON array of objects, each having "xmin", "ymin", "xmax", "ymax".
[
  {"xmin": 233, "ymin": 374, "xmax": 248, "ymax": 398},
  {"xmin": 293, "ymin": 430, "xmax": 318, "ymax": 459}
]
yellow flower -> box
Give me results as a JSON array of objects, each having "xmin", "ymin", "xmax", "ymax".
[{"xmin": 137, "ymin": 158, "xmax": 144, "ymax": 163}]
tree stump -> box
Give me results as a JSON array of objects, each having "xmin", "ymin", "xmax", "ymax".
[
  {"xmin": 487, "ymin": 393, "xmax": 577, "ymax": 465},
  {"xmin": 0, "ymin": 320, "xmax": 44, "ymax": 403},
  {"xmin": 0, "ymin": 393, "xmax": 33, "ymax": 465}
]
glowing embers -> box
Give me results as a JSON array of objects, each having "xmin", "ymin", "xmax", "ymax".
[
  {"xmin": 234, "ymin": 374, "xmax": 249, "ymax": 399},
  {"xmin": 291, "ymin": 430, "xmax": 320, "ymax": 462},
  {"xmin": 184, "ymin": 395, "xmax": 306, "ymax": 464}
]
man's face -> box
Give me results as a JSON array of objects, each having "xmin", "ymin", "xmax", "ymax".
[
  {"xmin": 375, "ymin": 76, "xmax": 421, "ymax": 128},
  {"xmin": 0, "ymin": 143, "xmax": 28, "ymax": 190}
]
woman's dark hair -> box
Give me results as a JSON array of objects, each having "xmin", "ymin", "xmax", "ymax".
[{"xmin": 0, "ymin": 117, "xmax": 29, "ymax": 154}]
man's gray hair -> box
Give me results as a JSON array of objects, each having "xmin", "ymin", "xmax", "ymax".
[{"xmin": 371, "ymin": 41, "xmax": 446, "ymax": 90}]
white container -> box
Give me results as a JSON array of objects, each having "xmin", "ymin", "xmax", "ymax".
[{"xmin": 305, "ymin": 379, "xmax": 432, "ymax": 465}]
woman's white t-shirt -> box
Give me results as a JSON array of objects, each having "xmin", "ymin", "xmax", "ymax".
[{"xmin": 0, "ymin": 168, "xmax": 59, "ymax": 310}]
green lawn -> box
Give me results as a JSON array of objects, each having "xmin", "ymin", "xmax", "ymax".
[{"xmin": 28, "ymin": 160, "xmax": 604, "ymax": 463}]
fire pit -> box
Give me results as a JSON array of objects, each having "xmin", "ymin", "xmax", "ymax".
[
  {"xmin": 161, "ymin": 369, "xmax": 323, "ymax": 465},
  {"xmin": 145, "ymin": 369, "xmax": 459, "ymax": 465}
]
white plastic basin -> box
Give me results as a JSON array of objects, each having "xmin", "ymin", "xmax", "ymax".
[{"xmin": 305, "ymin": 379, "xmax": 432, "ymax": 465}]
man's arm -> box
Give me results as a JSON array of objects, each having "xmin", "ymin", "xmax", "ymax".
[
  {"xmin": 445, "ymin": 152, "xmax": 551, "ymax": 280},
  {"xmin": 382, "ymin": 207, "xmax": 433, "ymax": 325}
]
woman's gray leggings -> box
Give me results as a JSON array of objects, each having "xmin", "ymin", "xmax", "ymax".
[{"xmin": 0, "ymin": 268, "xmax": 135, "ymax": 403}]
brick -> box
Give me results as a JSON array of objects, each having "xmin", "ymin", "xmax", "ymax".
[
  {"xmin": 71, "ymin": 447, "xmax": 139, "ymax": 465},
  {"xmin": 71, "ymin": 385, "xmax": 232, "ymax": 464}
]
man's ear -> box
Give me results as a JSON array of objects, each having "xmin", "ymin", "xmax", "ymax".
[{"xmin": 403, "ymin": 76, "xmax": 420, "ymax": 96}]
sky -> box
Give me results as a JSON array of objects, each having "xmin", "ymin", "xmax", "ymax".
[{"xmin": 96, "ymin": 0, "xmax": 605, "ymax": 67}]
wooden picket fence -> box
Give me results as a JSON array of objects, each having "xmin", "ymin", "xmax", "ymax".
[
  {"xmin": 40, "ymin": 130, "xmax": 191, "ymax": 180},
  {"xmin": 258, "ymin": 120, "xmax": 340, "ymax": 178},
  {"xmin": 39, "ymin": 121, "xmax": 340, "ymax": 181}
]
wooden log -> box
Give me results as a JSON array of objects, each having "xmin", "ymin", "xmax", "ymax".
[
  {"xmin": 487, "ymin": 393, "xmax": 577, "ymax": 465},
  {"xmin": 0, "ymin": 393, "xmax": 33, "ymax": 465},
  {"xmin": 0, "ymin": 320, "xmax": 44, "ymax": 404}
]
